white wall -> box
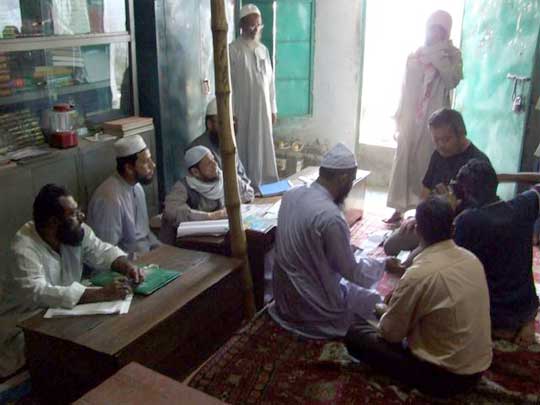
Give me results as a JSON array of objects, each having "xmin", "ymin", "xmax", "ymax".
[{"xmin": 274, "ymin": 0, "xmax": 363, "ymax": 151}]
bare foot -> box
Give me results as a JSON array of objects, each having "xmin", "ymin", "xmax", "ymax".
[
  {"xmin": 513, "ymin": 320, "xmax": 537, "ymax": 347},
  {"xmin": 493, "ymin": 320, "xmax": 537, "ymax": 347},
  {"xmin": 383, "ymin": 211, "xmax": 402, "ymax": 224},
  {"xmin": 492, "ymin": 328, "xmax": 517, "ymax": 343}
]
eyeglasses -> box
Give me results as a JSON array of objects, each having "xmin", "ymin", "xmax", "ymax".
[
  {"xmin": 247, "ymin": 23, "xmax": 264, "ymax": 31},
  {"xmin": 67, "ymin": 209, "xmax": 85, "ymax": 222}
]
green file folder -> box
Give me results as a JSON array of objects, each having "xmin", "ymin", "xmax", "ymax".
[{"xmin": 91, "ymin": 266, "xmax": 181, "ymax": 296}]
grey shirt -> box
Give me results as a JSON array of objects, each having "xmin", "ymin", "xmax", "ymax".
[
  {"xmin": 160, "ymin": 176, "xmax": 254, "ymax": 245},
  {"xmin": 268, "ymin": 182, "xmax": 384, "ymax": 338},
  {"xmin": 87, "ymin": 173, "xmax": 160, "ymax": 256}
]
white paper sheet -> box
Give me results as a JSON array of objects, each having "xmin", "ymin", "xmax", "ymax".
[
  {"xmin": 44, "ymin": 294, "xmax": 132, "ymax": 318},
  {"xmin": 176, "ymin": 219, "xmax": 229, "ymax": 238},
  {"xmin": 397, "ymin": 250, "xmax": 411, "ymax": 263},
  {"xmin": 358, "ymin": 230, "xmax": 391, "ymax": 253}
]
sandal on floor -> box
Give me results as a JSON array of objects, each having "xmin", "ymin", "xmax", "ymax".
[{"xmin": 383, "ymin": 211, "xmax": 403, "ymax": 224}]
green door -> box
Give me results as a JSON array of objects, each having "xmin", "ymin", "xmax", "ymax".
[
  {"xmin": 240, "ymin": 0, "xmax": 314, "ymax": 117},
  {"xmin": 455, "ymin": 0, "xmax": 540, "ymax": 198}
]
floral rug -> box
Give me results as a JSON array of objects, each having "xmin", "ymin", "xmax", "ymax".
[{"xmin": 189, "ymin": 214, "xmax": 540, "ymax": 404}]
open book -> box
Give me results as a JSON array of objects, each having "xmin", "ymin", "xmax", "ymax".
[{"xmin": 176, "ymin": 202, "xmax": 282, "ymax": 238}]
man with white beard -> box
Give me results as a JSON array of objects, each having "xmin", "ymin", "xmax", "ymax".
[{"xmin": 229, "ymin": 4, "xmax": 279, "ymax": 188}]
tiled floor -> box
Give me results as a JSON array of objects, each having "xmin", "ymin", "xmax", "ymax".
[{"xmin": 364, "ymin": 186, "xmax": 392, "ymax": 217}]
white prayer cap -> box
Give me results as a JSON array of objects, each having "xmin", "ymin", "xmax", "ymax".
[
  {"xmin": 239, "ymin": 4, "xmax": 261, "ymax": 19},
  {"xmin": 114, "ymin": 135, "xmax": 147, "ymax": 158},
  {"xmin": 207, "ymin": 98, "xmax": 217, "ymax": 116},
  {"xmin": 320, "ymin": 143, "xmax": 357, "ymax": 170},
  {"xmin": 185, "ymin": 145, "xmax": 212, "ymax": 168}
]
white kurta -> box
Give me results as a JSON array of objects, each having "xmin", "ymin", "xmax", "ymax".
[
  {"xmin": 230, "ymin": 37, "xmax": 278, "ymax": 187},
  {"xmin": 0, "ymin": 222, "xmax": 125, "ymax": 377},
  {"xmin": 268, "ymin": 183, "xmax": 384, "ymax": 338},
  {"xmin": 87, "ymin": 173, "xmax": 160, "ymax": 256},
  {"xmin": 387, "ymin": 40, "xmax": 462, "ymax": 211}
]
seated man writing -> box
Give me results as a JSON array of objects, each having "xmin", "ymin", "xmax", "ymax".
[
  {"xmin": 269, "ymin": 143, "xmax": 403, "ymax": 338},
  {"xmin": 346, "ymin": 197, "xmax": 492, "ymax": 397},
  {"xmin": 0, "ymin": 184, "xmax": 143, "ymax": 379},
  {"xmin": 384, "ymin": 108, "xmax": 490, "ymax": 261},
  {"xmin": 453, "ymin": 159, "xmax": 540, "ymax": 346},
  {"xmin": 159, "ymin": 145, "xmax": 254, "ymax": 244}
]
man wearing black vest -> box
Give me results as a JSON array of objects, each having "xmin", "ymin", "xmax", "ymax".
[{"xmin": 159, "ymin": 145, "xmax": 254, "ymax": 244}]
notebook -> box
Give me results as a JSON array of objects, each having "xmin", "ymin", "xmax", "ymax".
[
  {"xmin": 91, "ymin": 267, "xmax": 181, "ymax": 296},
  {"xmin": 258, "ymin": 180, "xmax": 292, "ymax": 197}
]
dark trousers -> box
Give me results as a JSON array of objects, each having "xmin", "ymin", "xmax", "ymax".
[{"xmin": 345, "ymin": 320, "xmax": 482, "ymax": 398}]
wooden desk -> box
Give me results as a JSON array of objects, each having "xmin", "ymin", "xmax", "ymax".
[
  {"xmin": 75, "ymin": 362, "xmax": 226, "ymax": 405},
  {"xmin": 177, "ymin": 226, "xmax": 275, "ymax": 310},
  {"xmin": 20, "ymin": 246, "xmax": 243, "ymax": 404}
]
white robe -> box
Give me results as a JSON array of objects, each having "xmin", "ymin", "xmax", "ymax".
[
  {"xmin": 230, "ymin": 37, "xmax": 278, "ymax": 187},
  {"xmin": 387, "ymin": 40, "xmax": 462, "ymax": 211},
  {"xmin": 0, "ymin": 222, "xmax": 124, "ymax": 377},
  {"xmin": 87, "ymin": 173, "xmax": 160, "ymax": 256}
]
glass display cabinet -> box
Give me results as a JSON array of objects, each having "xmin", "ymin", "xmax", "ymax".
[{"xmin": 0, "ymin": 0, "xmax": 137, "ymax": 153}]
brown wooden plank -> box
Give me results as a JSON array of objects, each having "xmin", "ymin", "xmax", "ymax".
[
  {"xmin": 74, "ymin": 362, "xmax": 227, "ymax": 404},
  {"xmin": 19, "ymin": 246, "xmax": 242, "ymax": 355}
]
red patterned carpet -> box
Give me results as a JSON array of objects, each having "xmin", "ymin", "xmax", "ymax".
[{"xmin": 189, "ymin": 214, "xmax": 540, "ymax": 404}]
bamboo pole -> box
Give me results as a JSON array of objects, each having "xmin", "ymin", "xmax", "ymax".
[{"xmin": 210, "ymin": 0, "xmax": 256, "ymax": 319}]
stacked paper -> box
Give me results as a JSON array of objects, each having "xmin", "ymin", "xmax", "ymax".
[
  {"xmin": 176, "ymin": 219, "xmax": 229, "ymax": 238},
  {"xmin": 44, "ymin": 294, "xmax": 132, "ymax": 318}
]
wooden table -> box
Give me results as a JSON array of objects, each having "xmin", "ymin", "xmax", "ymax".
[
  {"xmin": 177, "ymin": 205, "xmax": 276, "ymax": 310},
  {"xmin": 75, "ymin": 362, "xmax": 226, "ymax": 405},
  {"xmin": 20, "ymin": 245, "xmax": 243, "ymax": 404}
]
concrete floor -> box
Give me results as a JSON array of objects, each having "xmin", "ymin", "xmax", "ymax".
[{"xmin": 364, "ymin": 186, "xmax": 392, "ymax": 217}]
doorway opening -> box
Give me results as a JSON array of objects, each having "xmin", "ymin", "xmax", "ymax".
[{"xmin": 358, "ymin": 0, "xmax": 464, "ymax": 148}]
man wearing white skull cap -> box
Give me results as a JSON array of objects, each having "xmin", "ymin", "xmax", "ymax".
[
  {"xmin": 385, "ymin": 9, "xmax": 462, "ymax": 224},
  {"xmin": 159, "ymin": 145, "xmax": 254, "ymax": 245},
  {"xmin": 188, "ymin": 98, "xmax": 252, "ymax": 189},
  {"xmin": 229, "ymin": 3, "xmax": 278, "ymax": 188},
  {"xmin": 269, "ymin": 143, "xmax": 404, "ymax": 338},
  {"xmin": 88, "ymin": 135, "xmax": 161, "ymax": 256}
]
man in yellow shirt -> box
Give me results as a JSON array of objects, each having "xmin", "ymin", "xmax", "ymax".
[{"xmin": 346, "ymin": 197, "xmax": 492, "ymax": 397}]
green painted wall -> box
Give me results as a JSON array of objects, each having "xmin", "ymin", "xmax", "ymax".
[
  {"xmin": 275, "ymin": 0, "xmax": 314, "ymax": 117},
  {"xmin": 455, "ymin": 0, "xmax": 540, "ymax": 198},
  {"xmin": 241, "ymin": 0, "xmax": 314, "ymax": 117}
]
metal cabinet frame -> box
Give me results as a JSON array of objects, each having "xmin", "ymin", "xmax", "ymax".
[{"xmin": 0, "ymin": 0, "xmax": 139, "ymax": 115}]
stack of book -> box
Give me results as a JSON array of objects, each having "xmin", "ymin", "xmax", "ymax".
[
  {"xmin": 50, "ymin": 48, "xmax": 84, "ymax": 68},
  {"xmin": 0, "ymin": 53, "xmax": 12, "ymax": 97},
  {"xmin": 103, "ymin": 116, "xmax": 154, "ymax": 137},
  {"xmin": 0, "ymin": 109, "xmax": 46, "ymax": 154}
]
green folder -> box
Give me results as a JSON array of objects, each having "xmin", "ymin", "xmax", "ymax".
[{"xmin": 90, "ymin": 267, "xmax": 181, "ymax": 296}]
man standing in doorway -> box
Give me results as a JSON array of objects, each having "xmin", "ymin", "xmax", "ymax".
[
  {"xmin": 230, "ymin": 3, "xmax": 279, "ymax": 188},
  {"xmin": 385, "ymin": 10, "xmax": 462, "ymax": 224}
]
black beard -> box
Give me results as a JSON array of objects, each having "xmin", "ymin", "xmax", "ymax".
[
  {"xmin": 208, "ymin": 129, "xmax": 220, "ymax": 147},
  {"xmin": 137, "ymin": 172, "xmax": 154, "ymax": 185},
  {"xmin": 58, "ymin": 222, "xmax": 85, "ymax": 246}
]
